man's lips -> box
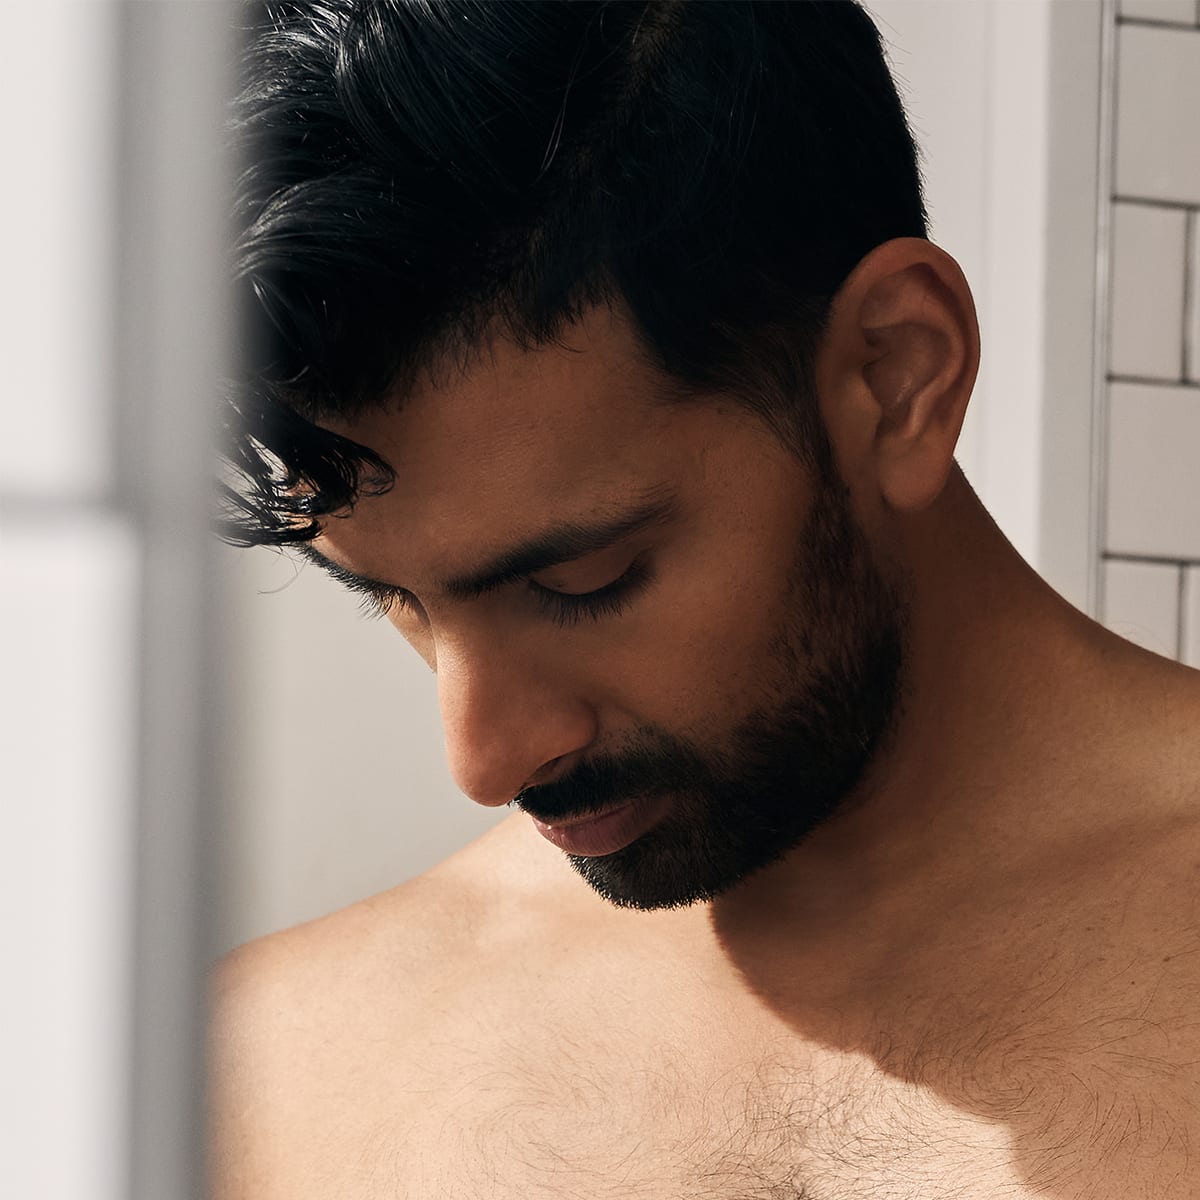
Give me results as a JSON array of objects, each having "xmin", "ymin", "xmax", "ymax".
[{"xmin": 529, "ymin": 795, "xmax": 670, "ymax": 857}]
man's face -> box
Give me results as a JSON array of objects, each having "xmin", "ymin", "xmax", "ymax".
[{"xmin": 313, "ymin": 304, "xmax": 908, "ymax": 910}]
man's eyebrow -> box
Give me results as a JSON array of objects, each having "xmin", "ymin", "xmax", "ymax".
[
  {"xmin": 440, "ymin": 487, "xmax": 679, "ymax": 600},
  {"xmin": 299, "ymin": 485, "xmax": 680, "ymax": 603}
]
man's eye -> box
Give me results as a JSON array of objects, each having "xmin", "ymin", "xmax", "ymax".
[{"xmin": 526, "ymin": 554, "xmax": 654, "ymax": 627}]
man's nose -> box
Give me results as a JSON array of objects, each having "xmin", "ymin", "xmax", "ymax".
[{"xmin": 435, "ymin": 635, "xmax": 595, "ymax": 808}]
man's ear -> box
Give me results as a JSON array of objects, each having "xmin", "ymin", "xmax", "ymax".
[{"xmin": 815, "ymin": 238, "xmax": 980, "ymax": 513}]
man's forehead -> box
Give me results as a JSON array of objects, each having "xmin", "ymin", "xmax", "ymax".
[
  {"xmin": 306, "ymin": 317, "xmax": 697, "ymax": 579},
  {"xmin": 317, "ymin": 307, "xmax": 684, "ymax": 495}
]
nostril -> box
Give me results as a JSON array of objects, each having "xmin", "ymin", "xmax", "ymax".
[{"xmin": 526, "ymin": 753, "xmax": 574, "ymax": 791}]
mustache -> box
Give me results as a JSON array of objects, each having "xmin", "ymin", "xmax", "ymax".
[{"xmin": 514, "ymin": 739, "xmax": 715, "ymax": 825}]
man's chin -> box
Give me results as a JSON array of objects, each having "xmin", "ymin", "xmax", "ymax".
[{"xmin": 564, "ymin": 815, "xmax": 775, "ymax": 912}]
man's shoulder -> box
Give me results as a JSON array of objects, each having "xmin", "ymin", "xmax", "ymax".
[
  {"xmin": 212, "ymin": 811, "xmax": 548, "ymax": 1034},
  {"xmin": 206, "ymin": 811, "xmax": 557, "ymax": 1197}
]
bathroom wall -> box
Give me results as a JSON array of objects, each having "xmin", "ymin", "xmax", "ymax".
[
  {"xmin": 4, "ymin": 7, "xmax": 234, "ymax": 1199},
  {"xmin": 0, "ymin": 16, "xmax": 131, "ymax": 1190},
  {"xmin": 1100, "ymin": 0, "xmax": 1200, "ymax": 665},
  {"xmin": 2, "ymin": 17, "xmax": 132, "ymax": 1200}
]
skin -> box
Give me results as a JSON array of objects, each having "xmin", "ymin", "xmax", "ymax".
[{"xmin": 209, "ymin": 239, "xmax": 1200, "ymax": 1199}]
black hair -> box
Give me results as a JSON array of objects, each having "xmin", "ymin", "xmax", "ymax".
[{"xmin": 223, "ymin": 0, "xmax": 927, "ymax": 546}]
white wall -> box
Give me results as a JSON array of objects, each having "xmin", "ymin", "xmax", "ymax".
[
  {"xmin": 4, "ymin": 5, "xmax": 233, "ymax": 1200},
  {"xmin": 2, "ymin": 8, "xmax": 132, "ymax": 1199},
  {"xmin": 868, "ymin": 0, "xmax": 1104, "ymax": 613},
  {"xmin": 219, "ymin": 0, "xmax": 1111, "ymax": 952},
  {"xmin": 217, "ymin": 544, "xmax": 505, "ymax": 949},
  {"xmin": 868, "ymin": 0, "xmax": 1026, "ymax": 547}
]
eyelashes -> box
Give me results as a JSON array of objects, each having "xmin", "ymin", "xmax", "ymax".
[
  {"xmin": 528, "ymin": 553, "xmax": 654, "ymax": 628},
  {"xmin": 350, "ymin": 582, "xmax": 406, "ymax": 620},
  {"xmin": 312, "ymin": 559, "xmax": 410, "ymax": 621},
  {"xmin": 343, "ymin": 555, "xmax": 654, "ymax": 627}
]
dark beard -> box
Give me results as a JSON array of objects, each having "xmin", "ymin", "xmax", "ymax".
[{"xmin": 514, "ymin": 472, "xmax": 908, "ymax": 911}]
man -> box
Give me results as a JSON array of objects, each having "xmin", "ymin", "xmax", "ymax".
[{"xmin": 209, "ymin": 2, "xmax": 1200, "ymax": 1196}]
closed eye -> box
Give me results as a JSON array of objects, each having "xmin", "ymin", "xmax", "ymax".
[
  {"xmin": 318, "ymin": 551, "xmax": 655, "ymax": 626},
  {"xmin": 526, "ymin": 553, "xmax": 654, "ymax": 627}
]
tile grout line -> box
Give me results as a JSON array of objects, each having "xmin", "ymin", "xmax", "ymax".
[
  {"xmin": 1094, "ymin": 0, "xmax": 1120, "ymax": 608},
  {"xmin": 1177, "ymin": 562, "xmax": 1189, "ymax": 663},
  {"xmin": 1103, "ymin": 550, "xmax": 1200, "ymax": 567},
  {"xmin": 1113, "ymin": 14, "xmax": 1200, "ymax": 28},
  {"xmin": 1116, "ymin": 18, "xmax": 1200, "ymax": 30},
  {"xmin": 1111, "ymin": 195, "xmax": 1200, "ymax": 213},
  {"xmin": 1185, "ymin": 210, "xmax": 1197, "ymax": 382},
  {"xmin": 1107, "ymin": 373, "xmax": 1200, "ymax": 387}
]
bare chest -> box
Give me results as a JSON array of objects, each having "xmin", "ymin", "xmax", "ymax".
[
  {"xmin": 280, "ymin": 1003, "xmax": 1197, "ymax": 1200},
  {"xmin": 373, "ymin": 1044, "xmax": 1018, "ymax": 1200},
  {"xmin": 257, "ymin": 837, "xmax": 1200, "ymax": 1200}
]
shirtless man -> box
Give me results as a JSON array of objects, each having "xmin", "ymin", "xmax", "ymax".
[{"xmin": 209, "ymin": 2, "xmax": 1200, "ymax": 1197}]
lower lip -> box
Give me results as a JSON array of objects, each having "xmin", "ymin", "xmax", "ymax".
[{"xmin": 531, "ymin": 795, "xmax": 669, "ymax": 857}]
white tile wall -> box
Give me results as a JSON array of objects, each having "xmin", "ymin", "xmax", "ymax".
[
  {"xmin": 1105, "ymin": 381, "xmax": 1200, "ymax": 559},
  {"xmin": 1119, "ymin": 0, "xmax": 1199, "ymax": 23},
  {"xmin": 1115, "ymin": 25, "xmax": 1200, "ymax": 203},
  {"xmin": 1110, "ymin": 203, "xmax": 1188, "ymax": 378},
  {"xmin": 1103, "ymin": 557, "xmax": 1182, "ymax": 656},
  {"xmin": 1184, "ymin": 567, "xmax": 1200, "ymax": 666},
  {"xmin": 1102, "ymin": 10, "xmax": 1200, "ymax": 669},
  {"xmin": 1187, "ymin": 211, "xmax": 1199, "ymax": 381}
]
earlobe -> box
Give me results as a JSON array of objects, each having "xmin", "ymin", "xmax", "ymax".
[{"xmin": 831, "ymin": 241, "xmax": 979, "ymax": 514}]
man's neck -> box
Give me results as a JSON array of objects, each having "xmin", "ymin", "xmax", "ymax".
[{"xmin": 705, "ymin": 471, "xmax": 1192, "ymax": 972}]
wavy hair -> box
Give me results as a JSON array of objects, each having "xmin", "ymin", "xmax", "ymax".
[{"xmin": 223, "ymin": 0, "xmax": 927, "ymax": 546}]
